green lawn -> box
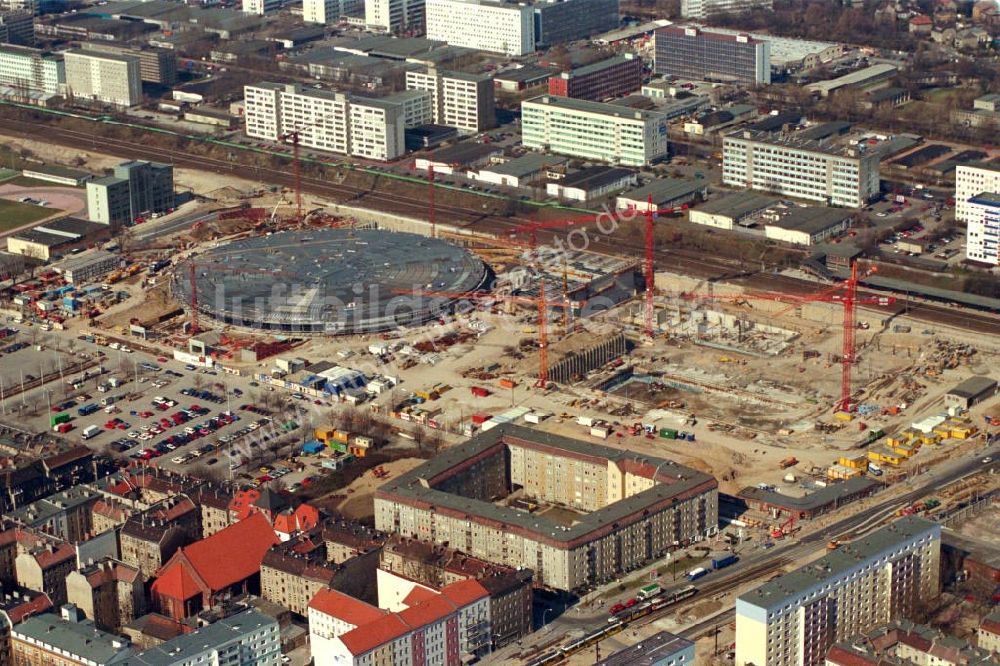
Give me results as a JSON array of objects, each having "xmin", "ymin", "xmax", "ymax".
[{"xmin": 0, "ymin": 198, "xmax": 59, "ymax": 233}]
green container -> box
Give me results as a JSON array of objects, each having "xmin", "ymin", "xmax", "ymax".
[
  {"xmin": 330, "ymin": 441, "xmax": 347, "ymax": 453},
  {"xmin": 659, "ymin": 428, "xmax": 677, "ymax": 440},
  {"xmin": 50, "ymin": 413, "xmax": 70, "ymax": 427}
]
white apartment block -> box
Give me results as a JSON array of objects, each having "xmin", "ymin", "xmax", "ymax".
[
  {"xmin": 365, "ymin": 0, "xmax": 424, "ymax": 33},
  {"xmin": 243, "ymin": 0, "xmax": 283, "ymax": 14},
  {"xmin": 736, "ymin": 516, "xmax": 941, "ymax": 666},
  {"xmin": 405, "ymin": 67, "xmax": 495, "ymax": 134},
  {"xmin": 0, "ymin": 45, "xmax": 63, "ymax": 99},
  {"xmin": 681, "ymin": 0, "xmax": 772, "ymax": 18},
  {"xmin": 722, "ymin": 130, "xmax": 880, "ymax": 208},
  {"xmin": 425, "ymin": 0, "xmax": 535, "ymax": 56},
  {"xmin": 303, "ymin": 0, "xmax": 362, "ymax": 23},
  {"xmin": 389, "ymin": 89, "xmax": 434, "ymax": 128},
  {"xmin": 964, "ymin": 191, "xmax": 1000, "ymax": 265},
  {"xmin": 522, "ymin": 95, "xmax": 669, "ymax": 167},
  {"xmin": 244, "ymin": 82, "xmax": 407, "ymax": 161},
  {"xmin": 955, "ymin": 161, "xmax": 1000, "ymax": 222},
  {"xmin": 64, "ymin": 49, "xmax": 141, "ymax": 107}
]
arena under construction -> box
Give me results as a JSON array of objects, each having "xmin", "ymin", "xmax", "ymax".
[{"xmin": 172, "ymin": 229, "xmax": 489, "ymax": 334}]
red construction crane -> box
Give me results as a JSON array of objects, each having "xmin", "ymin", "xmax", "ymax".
[
  {"xmin": 278, "ymin": 114, "xmax": 338, "ymax": 223},
  {"xmin": 427, "ymin": 164, "xmax": 435, "ymax": 239},
  {"xmin": 509, "ymin": 202, "xmax": 687, "ymax": 338},
  {"xmin": 684, "ymin": 260, "xmax": 895, "ymax": 412},
  {"xmin": 187, "ymin": 261, "xmax": 297, "ymax": 334}
]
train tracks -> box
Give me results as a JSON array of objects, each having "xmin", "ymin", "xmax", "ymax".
[{"xmin": 2, "ymin": 114, "xmax": 999, "ymax": 335}]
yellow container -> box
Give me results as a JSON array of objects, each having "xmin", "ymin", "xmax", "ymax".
[
  {"xmin": 834, "ymin": 411, "xmax": 854, "ymax": 422},
  {"xmin": 838, "ymin": 455, "xmax": 868, "ymax": 470}
]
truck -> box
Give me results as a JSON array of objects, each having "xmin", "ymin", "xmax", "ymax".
[
  {"xmin": 100, "ymin": 395, "xmax": 118, "ymax": 407},
  {"xmin": 711, "ymin": 554, "xmax": 738, "ymax": 570},
  {"xmin": 687, "ymin": 567, "xmax": 708, "ymax": 581},
  {"xmin": 779, "ymin": 456, "xmax": 798, "ymax": 469},
  {"xmin": 77, "ymin": 403, "xmax": 99, "ymax": 417},
  {"xmin": 867, "ymin": 462, "xmax": 883, "ymax": 476},
  {"xmin": 470, "ymin": 387, "xmax": 490, "ymax": 398},
  {"xmin": 54, "ymin": 422, "xmax": 73, "ymax": 434},
  {"xmin": 637, "ymin": 583, "xmax": 662, "ymax": 600},
  {"xmin": 659, "ymin": 428, "xmax": 677, "ymax": 440},
  {"xmin": 81, "ymin": 425, "xmax": 100, "ymax": 440},
  {"xmin": 50, "ymin": 413, "xmax": 70, "ymax": 428}
]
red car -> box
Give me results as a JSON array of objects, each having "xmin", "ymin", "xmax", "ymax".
[{"xmin": 609, "ymin": 603, "xmax": 625, "ymax": 615}]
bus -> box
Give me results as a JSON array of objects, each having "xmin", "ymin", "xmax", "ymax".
[{"xmin": 637, "ymin": 583, "xmax": 662, "ymax": 600}]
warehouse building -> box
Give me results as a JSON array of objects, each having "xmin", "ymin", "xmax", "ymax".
[
  {"xmin": 722, "ymin": 129, "xmax": 880, "ymax": 208},
  {"xmin": 415, "ymin": 143, "xmax": 502, "ymax": 175},
  {"xmin": 762, "ymin": 206, "xmax": 852, "ymax": 246},
  {"xmin": 546, "ymin": 166, "xmax": 637, "ymax": 201},
  {"xmin": 6, "ymin": 217, "xmax": 107, "ymax": 260},
  {"xmin": 616, "ymin": 178, "xmax": 708, "ymax": 212},
  {"xmin": 548, "ymin": 54, "xmax": 643, "ymax": 102},
  {"xmin": 468, "ymin": 153, "xmax": 566, "ymax": 187},
  {"xmin": 52, "ymin": 249, "xmax": 121, "ymax": 284},
  {"xmin": 806, "ymin": 63, "xmax": 897, "ymax": 98},
  {"xmin": 522, "ymin": 95, "xmax": 669, "ymax": 167},
  {"xmin": 21, "ymin": 164, "xmax": 93, "ymax": 186},
  {"xmin": 736, "ymin": 517, "xmax": 940, "ymax": 666},
  {"xmin": 654, "ymin": 26, "xmax": 770, "ymax": 86},
  {"xmin": 374, "ymin": 424, "xmax": 718, "ymax": 592},
  {"xmin": 688, "ymin": 192, "xmax": 776, "ymax": 230},
  {"xmin": 944, "ymin": 376, "xmax": 997, "ymax": 410}
]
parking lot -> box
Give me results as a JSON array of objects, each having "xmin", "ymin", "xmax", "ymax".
[{"xmin": 8, "ymin": 336, "xmax": 345, "ymax": 495}]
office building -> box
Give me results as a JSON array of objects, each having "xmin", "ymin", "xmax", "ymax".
[
  {"xmin": 365, "ymin": 0, "xmax": 424, "ymax": 33},
  {"xmin": 654, "ymin": 26, "xmax": 770, "ymax": 86},
  {"xmin": 309, "ymin": 580, "xmax": 491, "ymax": 665},
  {"xmin": 0, "ymin": 10, "xmax": 33, "ymax": 45},
  {"xmin": 722, "ymin": 129, "xmax": 880, "ymax": 208},
  {"xmin": 425, "ymin": 0, "xmax": 535, "ymax": 56},
  {"xmin": 597, "ymin": 631, "xmax": 694, "ymax": 666},
  {"xmin": 64, "ymin": 49, "xmax": 141, "ymax": 107},
  {"xmin": 522, "ymin": 95, "xmax": 669, "ymax": 167},
  {"xmin": 10, "ymin": 605, "xmax": 133, "ymax": 666},
  {"xmin": 964, "ymin": 192, "xmax": 1000, "ymax": 265},
  {"xmin": 374, "ymin": 425, "xmax": 718, "ymax": 591},
  {"xmin": 304, "ymin": 0, "xmax": 363, "ymax": 23},
  {"xmin": 87, "ymin": 161, "xmax": 174, "ymax": 226},
  {"xmin": 533, "ymin": 0, "xmax": 619, "ymax": 48},
  {"xmin": 405, "ymin": 67, "xmax": 495, "ymax": 133},
  {"xmin": 385, "ymin": 89, "xmax": 434, "ymax": 129},
  {"xmin": 128, "ymin": 609, "xmax": 280, "ymax": 666},
  {"xmin": 681, "ymin": 0, "xmax": 772, "ymax": 19},
  {"xmin": 0, "ymin": 44, "xmax": 62, "ymax": 101},
  {"xmin": 80, "ymin": 42, "xmax": 177, "ymax": 86},
  {"xmin": 735, "ymin": 516, "xmax": 940, "ymax": 666},
  {"xmin": 242, "ymin": 0, "xmax": 284, "ymax": 14},
  {"xmin": 244, "ymin": 82, "xmax": 409, "ymax": 161},
  {"xmin": 957, "ymin": 163, "xmax": 1000, "ymax": 223},
  {"xmin": 548, "ymin": 54, "xmax": 643, "ymax": 101}
]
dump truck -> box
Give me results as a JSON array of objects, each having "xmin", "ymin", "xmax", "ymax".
[{"xmin": 779, "ymin": 457, "xmax": 798, "ymax": 469}]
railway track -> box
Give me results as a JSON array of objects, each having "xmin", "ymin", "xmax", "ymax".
[{"xmin": 3, "ymin": 115, "xmax": 999, "ymax": 335}]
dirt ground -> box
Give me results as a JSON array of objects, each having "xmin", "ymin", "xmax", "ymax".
[{"xmin": 334, "ymin": 457, "xmax": 425, "ymax": 520}]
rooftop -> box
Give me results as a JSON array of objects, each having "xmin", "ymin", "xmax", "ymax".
[
  {"xmin": 692, "ymin": 192, "xmax": 777, "ymax": 219},
  {"xmin": 9, "ymin": 486, "xmax": 98, "ymax": 527},
  {"xmin": 618, "ymin": 177, "xmax": 707, "ymax": 205},
  {"xmin": 596, "ymin": 630, "xmax": 693, "ymax": 665},
  {"xmin": 12, "ymin": 609, "xmax": 130, "ymax": 664},
  {"xmin": 308, "ymin": 589, "xmax": 388, "ymax": 626},
  {"xmin": 480, "ymin": 153, "xmax": 567, "ymax": 178},
  {"xmin": 688, "ymin": 23, "xmax": 841, "ymax": 67},
  {"xmin": 970, "ymin": 192, "xmax": 1000, "ymax": 206},
  {"xmin": 557, "ymin": 166, "xmax": 635, "ymax": 190},
  {"xmin": 947, "ymin": 375, "xmax": 997, "ymax": 399},
  {"xmin": 738, "ymin": 517, "xmax": 939, "ymax": 610},
  {"xmin": 656, "ymin": 25, "xmax": 764, "ymax": 45},
  {"xmin": 806, "ymin": 63, "xmax": 898, "ymax": 95},
  {"xmin": 765, "ymin": 206, "xmax": 853, "ymax": 234},
  {"xmin": 556, "ymin": 54, "xmax": 638, "ymax": 79},
  {"xmin": 495, "ymin": 65, "xmax": 553, "ymax": 83},
  {"xmin": 125, "ymin": 609, "xmax": 276, "ymax": 665},
  {"xmin": 375, "ymin": 424, "xmax": 716, "ymax": 548},
  {"xmin": 737, "ymin": 475, "xmax": 880, "ymax": 512},
  {"xmin": 22, "ymin": 165, "xmax": 93, "ymax": 180},
  {"xmin": 728, "ymin": 128, "xmax": 870, "ymax": 159},
  {"xmin": 525, "ymin": 95, "xmax": 667, "ymax": 122},
  {"xmin": 424, "ymin": 142, "xmax": 502, "ymax": 166}
]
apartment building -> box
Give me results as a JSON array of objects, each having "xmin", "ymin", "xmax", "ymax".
[
  {"xmin": 956, "ymin": 163, "xmax": 1000, "ymax": 262},
  {"xmin": 64, "ymin": 49, "xmax": 141, "ymax": 107},
  {"xmin": 65, "ymin": 559, "xmax": 144, "ymax": 632},
  {"xmin": 243, "ymin": 0, "xmax": 284, "ymax": 14},
  {"xmin": 735, "ymin": 516, "xmax": 941, "ymax": 666},
  {"xmin": 10, "ymin": 605, "xmax": 132, "ymax": 666},
  {"xmin": 654, "ymin": 26, "xmax": 770, "ymax": 86},
  {"xmin": 365, "ymin": 0, "xmax": 424, "ymax": 33},
  {"xmin": 86, "ymin": 160, "xmax": 174, "ymax": 226},
  {"xmin": 0, "ymin": 10, "xmax": 33, "ymax": 46},
  {"xmin": 80, "ymin": 42, "xmax": 177, "ymax": 85},
  {"xmin": 244, "ymin": 83, "xmax": 408, "ymax": 160},
  {"xmin": 405, "ymin": 67, "xmax": 495, "ymax": 133},
  {"xmin": 304, "ymin": 0, "xmax": 363, "ymax": 23},
  {"xmin": 0, "ymin": 44, "xmax": 63, "ymax": 100},
  {"xmin": 826, "ymin": 621, "xmax": 996, "ymax": 666},
  {"xmin": 522, "ymin": 95, "xmax": 669, "ymax": 167},
  {"xmin": 129, "ymin": 609, "xmax": 280, "ymax": 666},
  {"xmin": 8, "ymin": 487, "xmax": 98, "ymax": 542},
  {"xmin": 425, "ymin": 0, "xmax": 535, "ymax": 56},
  {"xmin": 722, "ymin": 129, "xmax": 880, "ymax": 208},
  {"xmin": 964, "ymin": 191, "xmax": 1000, "ymax": 265},
  {"xmin": 309, "ymin": 580, "xmax": 491, "ymax": 665},
  {"xmin": 548, "ymin": 54, "xmax": 643, "ymax": 101},
  {"xmin": 15, "ymin": 542, "xmax": 77, "ymax": 607},
  {"xmin": 681, "ymin": 0, "xmax": 772, "ymax": 18},
  {"xmin": 532, "ymin": 0, "xmax": 619, "ymax": 48},
  {"xmin": 388, "ymin": 88, "xmax": 435, "ymax": 128},
  {"xmin": 118, "ymin": 497, "xmax": 200, "ymax": 577}
]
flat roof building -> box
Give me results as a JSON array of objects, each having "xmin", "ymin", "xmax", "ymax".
[
  {"xmin": 688, "ymin": 192, "xmax": 776, "ymax": 230},
  {"xmin": 64, "ymin": 49, "xmax": 141, "ymax": 108},
  {"xmin": 405, "ymin": 67, "xmax": 496, "ymax": 134},
  {"xmin": 681, "ymin": 0, "xmax": 771, "ymax": 19},
  {"xmin": 546, "ymin": 165, "xmax": 637, "ymax": 201},
  {"xmin": 523, "ymin": 95, "xmax": 669, "ymax": 167},
  {"xmin": 654, "ymin": 25, "xmax": 770, "ymax": 86},
  {"xmin": 616, "ymin": 177, "xmax": 708, "ymax": 212},
  {"xmin": 723, "ymin": 129, "xmax": 880, "ymax": 208},
  {"xmin": 425, "ymin": 0, "xmax": 535, "ymax": 56},
  {"xmin": 51, "ymin": 249, "xmax": 121, "ymax": 284},
  {"xmin": 806, "ymin": 63, "xmax": 897, "ymax": 98},
  {"xmin": 736, "ymin": 516, "xmax": 940, "ymax": 666},
  {"xmin": 762, "ymin": 206, "xmax": 852, "ymax": 246},
  {"xmin": 468, "ymin": 153, "xmax": 567, "ymax": 187},
  {"xmin": 548, "ymin": 54, "xmax": 643, "ymax": 102},
  {"xmin": 127, "ymin": 608, "xmax": 279, "ymax": 665},
  {"xmin": 374, "ymin": 424, "xmax": 718, "ymax": 591},
  {"xmin": 0, "ymin": 44, "xmax": 63, "ymax": 103},
  {"xmin": 21, "ymin": 164, "xmax": 93, "ymax": 186},
  {"xmin": 944, "ymin": 375, "xmax": 997, "ymax": 410},
  {"xmin": 596, "ymin": 630, "xmax": 694, "ymax": 666}
]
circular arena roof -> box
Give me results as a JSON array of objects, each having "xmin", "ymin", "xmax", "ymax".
[{"xmin": 173, "ymin": 229, "xmax": 488, "ymax": 334}]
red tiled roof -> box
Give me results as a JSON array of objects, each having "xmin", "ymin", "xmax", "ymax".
[
  {"xmin": 339, "ymin": 615, "xmax": 411, "ymax": 656},
  {"xmin": 308, "ymin": 589, "xmax": 388, "ymax": 626},
  {"xmin": 154, "ymin": 513, "xmax": 278, "ymax": 597},
  {"xmin": 402, "ymin": 586, "xmax": 439, "ymax": 607},
  {"xmin": 152, "ymin": 563, "xmax": 203, "ymax": 602},
  {"xmin": 981, "ymin": 616, "xmax": 1000, "ymax": 635},
  {"xmin": 440, "ymin": 579, "xmax": 489, "ymax": 607},
  {"xmin": 273, "ymin": 504, "xmax": 321, "ymax": 536},
  {"xmin": 398, "ymin": 595, "xmax": 454, "ymax": 627},
  {"xmin": 910, "ymin": 15, "xmax": 932, "ymax": 23},
  {"xmin": 31, "ymin": 543, "xmax": 75, "ymax": 569},
  {"xmin": 826, "ymin": 646, "xmax": 879, "ymax": 666},
  {"xmin": 229, "ymin": 489, "xmax": 261, "ymax": 521},
  {"xmin": 5, "ymin": 593, "xmax": 52, "ymax": 624}
]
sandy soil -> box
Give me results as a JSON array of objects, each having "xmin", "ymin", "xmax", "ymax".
[{"xmin": 335, "ymin": 457, "xmax": 425, "ymax": 520}]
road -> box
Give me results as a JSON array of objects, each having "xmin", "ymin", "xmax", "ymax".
[
  {"xmin": 2, "ymin": 114, "xmax": 999, "ymax": 336},
  {"xmin": 132, "ymin": 209, "xmax": 219, "ymax": 241}
]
